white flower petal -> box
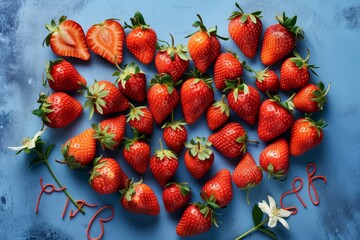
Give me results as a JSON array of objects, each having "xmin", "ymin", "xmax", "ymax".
[
  {"xmin": 268, "ymin": 216, "xmax": 278, "ymax": 228},
  {"xmin": 258, "ymin": 200, "xmax": 271, "ymax": 215},
  {"xmin": 277, "ymin": 216, "xmax": 290, "ymax": 230},
  {"xmin": 278, "ymin": 208, "xmax": 292, "ymax": 218},
  {"xmin": 32, "ymin": 127, "xmax": 47, "ymax": 141},
  {"xmin": 8, "ymin": 146, "xmax": 26, "ymax": 151},
  {"xmin": 268, "ymin": 195, "xmax": 276, "ymax": 210}
]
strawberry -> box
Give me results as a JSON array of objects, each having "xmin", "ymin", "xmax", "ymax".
[
  {"xmin": 126, "ymin": 105, "xmax": 153, "ymax": 135},
  {"xmin": 162, "ymin": 113, "xmax": 188, "ymax": 155},
  {"xmin": 120, "ymin": 179, "xmax": 160, "ymax": 215},
  {"xmin": 232, "ymin": 153, "xmax": 263, "ymax": 204},
  {"xmin": 184, "ymin": 137, "xmax": 214, "ymax": 179},
  {"xmin": 125, "ymin": 11, "xmax": 157, "ymax": 64},
  {"xmin": 280, "ymin": 49, "xmax": 318, "ymax": 91},
  {"xmin": 201, "ymin": 169, "xmax": 233, "ymax": 208},
  {"xmin": 260, "ymin": 12, "xmax": 304, "ymax": 66},
  {"xmin": 32, "ymin": 92, "xmax": 82, "ymax": 128},
  {"xmin": 213, "ymin": 51, "xmax": 243, "ymax": 91},
  {"xmin": 150, "ymin": 139, "xmax": 178, "ymax": 186},
  {"xmin": 206, "ymin": 95, "xmax": 230, "ymax": 131},
  {"xmin": 113, "ymin": 62, "xmax": 146, "ymax": 103},
  {"xmin": 84, "ymin": 80, "xmax": 129, "ymax": 119},
  {"xmin": 60, "ymin": 128, "xmax": 96, "ymax": 168},
  {"xmin": 123, "ymin": 129, "xmax": 151, "ymax": 174},
  {"xmin": 259, "ymin": 138, "xmax": 290, "ymax": 179},
  {"xmin": 162, "ymin": 182, "xmax": 191, "ymax": 213},
  {"xmin": 181, "ymin": 69, "xmax": 214, "ymax": 124},
  {"xmin": 155, "ymin": 34, "xmax": 190, "ymax": 82},
  {"xmin": 89, "ymin": 156, "xmax": 128, "ymax": 194},
  {"xmin": 258, "ymin": 94, "xmax": 295, "ymax": 142},
  {"xmin": 228, "ymin": 3, "xmax": 262, "ymax": 58},
  {"xmin": 293, "ymin": 82, "xmax": 331, "ymax": 113},
  {"xmin": 187, "ymin": 14, "xmax": 228, "ymax": 73},
  {"xmin": 147, "ymin": 74, "xmax": 180, "ymax": 124},
  {"xmin": 225, "ymin": 81, "xmax": 261, "ymax": 125},
  {"xmin": 43, "ymin": 16, "xmax": 90, "ymax": 60},
  {"xmin": 176, "ymin": 203, "xmax": 216, "ymax": 236},
  {"xmin": 86, "ymin": 19, "xmax": 125, "ymax": 64},
  {"xmin": 243, "ymin": 65, "xmax": 279, "ymax": 94},
  {"xmin": 92, "ymin": 115, "xmax": 126, "ymax": 150},
  {"xmin": 290, "ymin": 117, "xmax": 327, "ymax": 156},
  {"xmin": 209, "ymin": 122, "xmax": 258, "ymax": 158},
  {"xmin": 43, "ymin": 59, "xmax": 86, "ymax": 91}
]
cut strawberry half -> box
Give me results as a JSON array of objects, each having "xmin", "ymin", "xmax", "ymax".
[{"xmin": 86, "ymin": 19, "xmax": 125, "ymax": 64}]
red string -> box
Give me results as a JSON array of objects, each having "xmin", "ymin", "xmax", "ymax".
[
  {"xmin": 86, "ymin": 205, "xmax": 115, "ymax": 240},
  {"xmin": 70, "ymin": 200, "xmax": 97, "ymax": 219},
  {"xmin": 35, "ymin": 178, "xmax": 66, "ymax": 214},
  {"xmin": 280, "ymin": 177, "xmax": 307, "ymax": 215},
  {"xmin": 307, "ymin": 162, "xmax": 327, "ymax": 205},
  {"xmin": 62, "ymin": 197, "xmax": 70, "ymax": 219}
]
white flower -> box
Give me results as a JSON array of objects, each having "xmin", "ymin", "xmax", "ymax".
[
  {"xmin": 8, "ymin": 127, "xmax": 47, "ymax": 151},
  {"xmin": 258, "ymin": 195, "xmax": 292, "ymax": 230}
]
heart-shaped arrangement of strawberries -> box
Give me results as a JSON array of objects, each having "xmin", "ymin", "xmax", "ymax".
[{"xmin": 31, "ymin": 3, "xmax": 330, "ymax": 238}]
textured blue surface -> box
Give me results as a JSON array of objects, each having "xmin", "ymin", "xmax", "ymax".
[{"xmin": 1, "ymin": 0, "xmax": 360, "ymax": 239}]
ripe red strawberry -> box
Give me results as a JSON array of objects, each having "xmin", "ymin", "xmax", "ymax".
[
  {"xmin": 206, "ymin": 95, "xmax": 230, "ymax": 131},
  {"xmin": 125, "ymin": 11, "xmax": 157, "ymax": 64},
  {"xmin": 43, "ymin": 59, "xmax": 86, "ymax": 91},
  {"xmin": 123, "ymin": 129, "xmax": 151, "ymax": 174},
  {"xmin": 232, "ymin": 153, "xmax": 263, "ymax": 204},
  {"xmin": 150, "ymin": 140, "xmax": 178, "ymax": 186},
  {"xmin": 120, "ymin": 179, "xmax": 160, "ymax": 215},
  {"xmin": 162, "ymin": 182, "xmax": 191, "ymax": 213},
  {"xmin": 187, "ymin": 14, "xmax": 228, "ymax": 73},
  {"xmin": 84, "ymin": 80, "xmax": 129, "ymax": 119},
  {"xmin": 92, "ymin": 115, "xmax": 126, "ymax": 150},
  {"xmin": 244, "ymin": 65, "xmax": 279, "ymax": 94},
  {"xmin": 209, "ymin": 122, "xmax": 257, "ymax": 158},
  {"xmin": 162, "ymin": 114, "xmax": 188, "ymax": 155},
  {"xmin": 32, "ymin": 92, "xmax": 82, "ymax": 128},
  {"xmin": 258, "ymin": 94, "xmax": 294, "ymax": 142},
  {"xmin": 184, "ymin": 137, "xmax": 214, "ymax": 179},
  {"xmin": 147, "ymin": 74, "xmax": 180, "ymax": 124},
  {"xmin": 113, "ymin": 62, "xmax": 146, "ymax": 103},
  {"xmin": 86, "ymin": 19, "xmax": 125, "ymax": 64},
  {"xmin": 293, "ymin": 82, "xmax": 331, "ymax": 113},
  {"xmin": 225, "ymin": 81, "xmax": 261, "ymax": 125},
  {"xmin": 259, "ymin": 138, "xmax": 290, "ymax": 179},
  {"xmin": 213, "ymin": 51, "xmax": 243, "ymax": 90},
  {"xmin": 155, "ymin": 34, "xmax": 190, "ymax": 82},
  {"xmin": 43, "ymin": 16, "xmax": 90, "ymax": 60},
  {"xmin": 89, "ymin": 156, "xmax": 128, "ymax": 194},
  {"xmin": 201, "ymin": 169, "xmax": 233, "ymax": 208},
  {"xmin": 260, "ymin": 12, "xmax": 304, "ymax": 66},
  {"xmin": 181, "ymin": 69, "xmax": 214, "ymax": 124},
  {"xmin": 228, "ymin": 3, "xmax": 262, "ymax": 58},
  {"xmin": 290, "ymin": 117, "xmax": 327, "ymax": 156},
  {"xmin": 60, "ymin": 128, "xmax": 96, "ymax": 168},
  {"xmin": 127, "ymin": 105, "xmax": 153, "ymax": 135},
  {"xmin": 176, "ymin": 203, "xmax": 216, "ymax": 236},
  {"xmin": 280, "ymin": 50, "xmax": 318, "ymax": 91}
]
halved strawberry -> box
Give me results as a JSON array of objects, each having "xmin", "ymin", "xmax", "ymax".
[
  {"xmin": 86, "ymin": 19, "xmax": 125, "ymax": 64},
  {"xmin": 43, "ymin": 16, "xmax": 90, "ymax": 60}
]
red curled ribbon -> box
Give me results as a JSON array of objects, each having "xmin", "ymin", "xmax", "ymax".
[
  {"xmin": 35, "ymin": 178, "xmax": 66, "ymax": 214},
  {"xmin": 86, "ymin": 205, "xmax": 115, "ymax": 240},
  {"xmin": 307, "ymin": 162, "xmax": 327, "ymax": 205},
  {"xmin": 70, "ymin": 200, "xmax": 97, "ymax": 219},
  {"xmin": 280, "ymin": 177, "xmax": 307, "ymax": 215}
]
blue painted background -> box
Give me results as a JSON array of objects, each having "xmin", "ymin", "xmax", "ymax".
[{"xmin": 1, "ymin": 0, "xmax": 360, "ymax": 239}]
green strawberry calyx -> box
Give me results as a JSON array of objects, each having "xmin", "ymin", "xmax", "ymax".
[
  {"xmin": 185, "ymin": 137, "xmax": 213, "ymax": 161},
  {"xmin": 113, "ymin": 62, "xmax": 145, "ymax": 89},
  {"xmin": 89, "ymin": 155, "xmax": 106, "ymax": 184},
  {"xmin": 184, "ymin": 68, "xmax": 213, "ymax": 89},
  {"xmin": 154, "ymin": 138, "xmax": 178, "ymax": 160},
  {"xmin": 43, "ymin": 58, "xmax": 64, "ymax": 86},
  {"xmin": 157, "ymin": 33, "xmax": 190, "ymax": 61},
  {"xmin": 212, "ymin": 95, "xmax": 230, "ymax": 117},
  {"xmin": 92, "ymin": 123, "xmax": 117, "ymax": 151},
  {"xmin": 303, "ymin": 116, "xmax": 327, "ymax": 137},
  {"xmin": 32, "ymin": 92, "xmax": 54, "ymax": 124},
  {"xmin": 84, "ymin": 80, "xmax": 110, "ymax": 120},
  {"xmin": 224, "ymin": 79, "xmax": 250, "ymax": 102},
  {"xmin": 228, "ymin": 2, "xmax": 262, "ymax": 24},
  {"xmin": 243, "ymin": 63, "xmax": 271, "ymax": 83},
  {"xmin": 126, "ymin": 104, "xmax": 146, "ymax": 122},
  {"xmin": 164, "ymin": 182, "xmax": 191, "ymax": 197},
  {"xmin": 236, "ymin": 132, "xmax": 259, "ymax": 154},
  {"xmin": 186, "ymin": 14, "xmax": 229, "ymax": 40},
  {"xmin": 312, "ymin": 82, "xmax": 331, "ymax": 110},
  {"xmin": 290, "ymin": 49, "xmax": 319, "ymax": 76},
  {"xmin": 260, "ymin": 163, "xmax": 287, "ymax": 180},
  {"xmin": 267, "ymin": 92, "xmax": 295, "ymax": 113},
  {"xmin": 149, "ymin": 73, "xmax": 179, "ymax": 94},
  {"xmin": 43, "ymin": 16, "xmax": 67, "ymax": 47},
  {"xmin": 123, "ymin": 128, "xmax": 147, "ymax": 151},
  {"xmin": 58, "ymin": 142, "xmax": 86, "ymax": 170},
  {"xmin": 124, "ymin": 11, "xmax": 150, "ymax": 30},
  {"xmin": 120, "ymin": 178, "xmax": 143, "ymax": 202},
  {"xmin": 199, "ymin": 194, "xmax": 220, "ymax": 226},
  {"xmin": 161, "ymin": 111, "xmax": 187, "ymax": 131},
  {"xmin": 276, "ymin": 12, "xmax": 304, "ymax": 39}
]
